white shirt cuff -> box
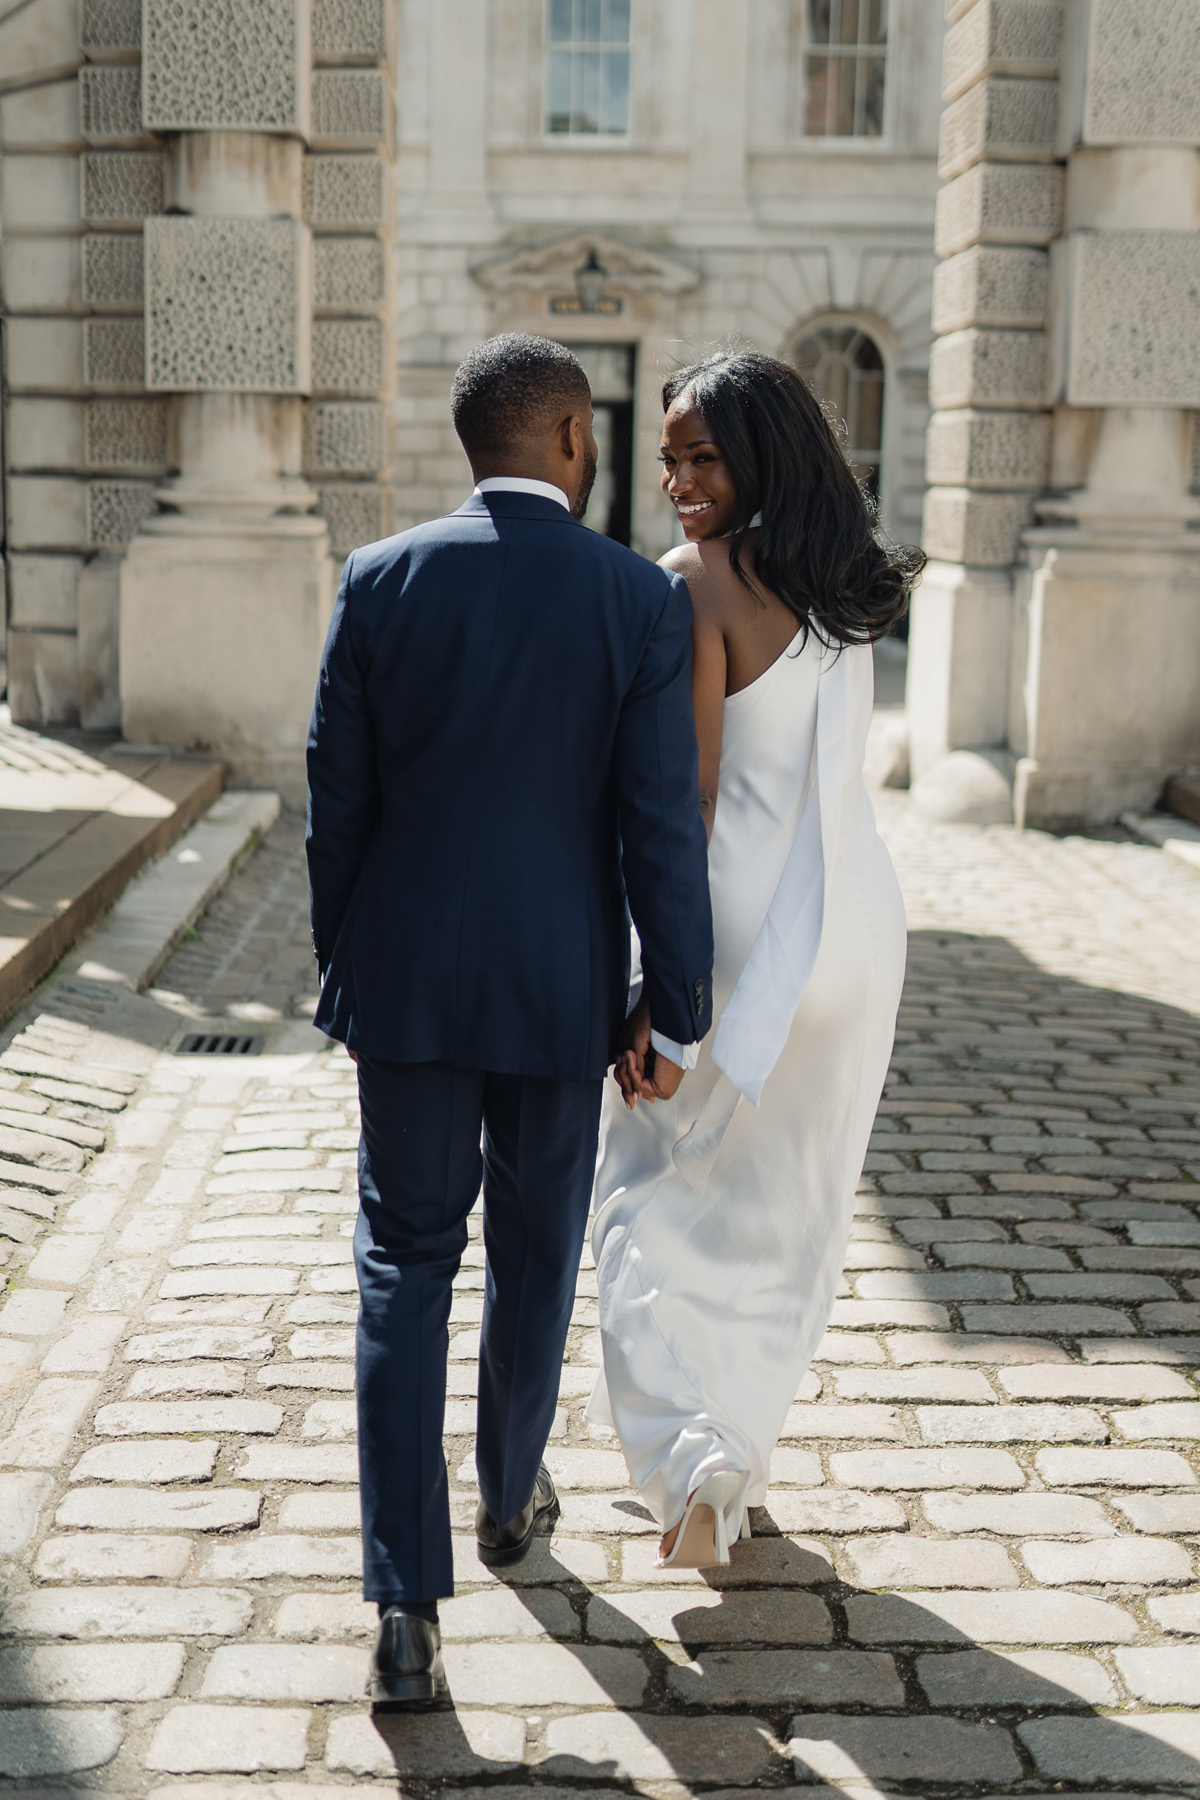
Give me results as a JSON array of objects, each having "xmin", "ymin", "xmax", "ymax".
[{"xmin": 650, "ymin": 1030, "xmax": 699, "ymax": 1071}]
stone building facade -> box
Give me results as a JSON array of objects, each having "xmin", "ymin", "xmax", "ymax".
[
  {"xmin": 1, "ymin": 0, "xmax": 943, "ymax": 793},
  {"xmin": 388, "ymin": 0, "xmax": 943, "ymax": 565},
  {"xmin": 910, "ymin": 0, "xmax": 1200, "ymax": 828},
  {"xmin": 2, "ymin": 1, "xmax": 1195, "ymax": 823}
]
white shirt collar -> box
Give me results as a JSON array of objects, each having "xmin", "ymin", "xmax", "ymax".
[{"xmin": 473, "ymin": 476, "xmax": 571, "ymax": 512}]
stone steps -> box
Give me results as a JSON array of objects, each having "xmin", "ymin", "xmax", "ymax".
[{"xmin": 0, "ymin": 707, "xmax": 226, "ymax": 1023}]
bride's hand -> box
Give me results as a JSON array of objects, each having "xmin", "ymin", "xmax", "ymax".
[
  {"xmin": 614, "ymin": 1049, "xmax": 643, "ymax": 1110},
  {"xmin": 613, "ymin": 996, "xmax": 654, "ymax": 1109}
]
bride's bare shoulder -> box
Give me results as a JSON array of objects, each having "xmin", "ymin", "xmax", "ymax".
[{"xmin": 657, "ymin": 541, "xmax": 737, "ymax": 618}]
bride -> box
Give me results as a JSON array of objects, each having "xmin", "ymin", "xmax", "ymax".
[{"xmin": 589, "ymin": 350, "xmax": 924, "ymax": 1568}]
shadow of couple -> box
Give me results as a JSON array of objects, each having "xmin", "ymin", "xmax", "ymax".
[{"xmin": 365, "ymin": 1513, "xmax": 1200, "ymax": 1792}]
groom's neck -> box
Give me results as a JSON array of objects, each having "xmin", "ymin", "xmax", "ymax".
[{"xmin": 471, "ymin": 455, "xmax": 562, "ymax": 487}]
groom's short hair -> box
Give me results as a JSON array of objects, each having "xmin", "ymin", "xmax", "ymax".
[{"xmin": 451, "ymin": 334, "xmax": 591, "ymax": 460}]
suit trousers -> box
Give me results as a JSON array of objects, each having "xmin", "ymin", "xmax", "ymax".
[{"xmin": 354, "ymin": 1056, "xmax": 603, "ymax": 1603}]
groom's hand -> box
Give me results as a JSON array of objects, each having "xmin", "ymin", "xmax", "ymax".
[
  {"xmin": 612, "ymin": 996, "xmax": 686, "ymax": 1105},
  {"xmin": 643, "ymin": 1046, "xmax": 684, "ymax": 1102}
]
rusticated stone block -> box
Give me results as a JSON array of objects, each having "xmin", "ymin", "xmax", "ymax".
[
  {"xmin": 0, "ymin": 80, "xmax": 82, "ymax": 153},
  {"xmin": 939, "ymin": 78, "xmax": 1058, "ymax": 179},
  {"xmin": 930, "ymin": 328, "xmax": 1047, "ymax": 409},
  {"xmin": 7, "ymin": 631, "xmax": 80, "ymax": 728},
  {"xmin": 7, "ymin": 555, "xmax": 82, "ymax": 630},
  {"xmin": 80, "ymin": 0, "xmax": 142, "ymax": 60},
  {"xmin": 144, "ymin": 217, "xmax": 311, "ymax": 393},
  {"xmin": 926, "ymin": 408, "xmax": 1051, "ymax": 488},
  {"xmin": 142, "ymin": 0, "xmax": 306, "ymax": 134},
  {"xmin": 310, "ymin": 70, "xmax": 391, "ymax": 151},
  {"xmin": 87, "ymin": 480, "xmax": 157, "ymax": 549},
  {"xmin": 935, "ymin": 162, "xmax": 1062, "ymax": 256},
  {"xmin": 79, "ymin": 66, "xmax": 142, "ymax": 142},
  {"xmin": 303, "ymin": 154, "xmax": 387, "ymax": 229},
  {"xmin": 85, "ymin": 399, "xmax": 170, "ymax": 472},
  {"xmin": 304, "ymin": 401, "xmax": 387, "ymax": 474},
  {"xmin": 5, "ymin": 320, "xmax": 85, "ymax": 393},
  {"xmin": 312, "ymin": 0, "xmax": 389, "ymax": 63},
  {"xmin": 82, "ymin": 233, "xmax": 144, "ymax": 309},
  {"xmin": 932, "ymin": 245, "xmax": 1049, "ymax": 331},
  {"xmin": 943, "ymin": 0, "xmax": 1063, "ymax": 100},
  {"xmin": 313, "ymin": 236, "xmax": 386, "ymax": 312},
  {"xmin": 923, "ymin": 486, "xmax": 1034, "ymax": 565},
  {"xmin": 83, "ymin": 318, "xmax": 144, "ymax": 389},
  {"xmin": 1083, "ymin": 0, "xmax": 1200, "ymax": 144},
  {"xmin": 314, "ymin": 483, "xmax": 392, "ymax": 554},
  {"xmin": 78, "ymin": 557, "xmax": 121, "ymax": 731},
  {"xmin": 1066, "ymin": 231, "xmax": 1200, "ymax": 407},
  {"xmin": 311, "ymin": 318, "xmax": 387, "ymax": 395},
  {"xmin": 81, "ymin": 151, "xmax": 163, "ymax": 225},
  {"xmin": 6, "ymin": 398, "xmax": 83, "ymax": 471},
  {"xmin": 3, "ymin": 240, "xmax": 83, "ymax": 313},
  {"xmin": 3, "ymin": 155, "xmax": 82, "ymax": 232}
]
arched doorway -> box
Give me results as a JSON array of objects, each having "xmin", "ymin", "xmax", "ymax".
[{"xmin": 791, "ymin": 322, "xmax": 886, "ymax": 505}]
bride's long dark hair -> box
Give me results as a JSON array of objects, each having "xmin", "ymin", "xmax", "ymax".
[{"xmin": 662, "ymin": 350, "xmax": 925, "ymax": 648}]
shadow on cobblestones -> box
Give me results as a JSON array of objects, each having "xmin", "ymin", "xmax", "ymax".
[
  {"xmin": 0, "ymin": 811, "xmax": 1198, "ymax": 1794},
  {"xmin": 472, "ymin": 1537, "xmax": 1200, "ymax": 1791}
]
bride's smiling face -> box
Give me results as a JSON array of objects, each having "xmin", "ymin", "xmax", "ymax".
[{"xmin": 659, "ymin": 399, "xmax": 738, "ymax": 540}]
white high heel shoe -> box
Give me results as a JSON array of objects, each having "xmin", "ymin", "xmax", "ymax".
[{"xmin": 657, "ymin": 1472, "xmax": 744, "ymax": 1570}]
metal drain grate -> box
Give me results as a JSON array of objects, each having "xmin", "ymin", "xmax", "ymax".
[{"xmin": 178, "ymin": 1033, "xmax": 265, "ymax": 1056}]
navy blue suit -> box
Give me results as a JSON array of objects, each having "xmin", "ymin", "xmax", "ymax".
[{"xmin": 306, "ymin": 490, "xmax": 713, "ymax": 1602}]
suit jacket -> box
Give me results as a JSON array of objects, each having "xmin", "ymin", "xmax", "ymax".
[{"xmin": 306, "ymin": 490, "xmax": 714, "ymax": 1081}]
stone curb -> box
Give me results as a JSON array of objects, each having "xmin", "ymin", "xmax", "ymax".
[
  {"xmin": 1121, "ymin": 810, "xmax": 1200, "ymax": 877},
  {"xmin": 70, "ymin": 791, "xmax": 282, "ymax": 998},
  {"xmin": 0, "ymin": 760, "xmax": 226, "ymax": 1026}
]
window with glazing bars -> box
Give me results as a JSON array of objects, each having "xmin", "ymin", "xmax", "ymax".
[
  {"xmin": 801, "ymin": 0, "xmax": 888, "ymax": 138},
  {"xmin": 792, "ymin": 324, "xmax": 885, "ymax": 500},
  {"xmin": 547, "ymin": 0, "xmax": 631, "ymax": 136}
]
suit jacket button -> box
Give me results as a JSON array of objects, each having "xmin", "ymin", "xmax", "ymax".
[{"xmin": 693, "ymin": 979, "xmax": 706, "ymax": 1011}]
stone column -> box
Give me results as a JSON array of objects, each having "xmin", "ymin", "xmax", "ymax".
[
  {"xmin": 118, "ymin": 0, "xmax": 334, "ymax": 800},
  {"xmin": 908, "ymin": 0, "xmax": 1064, "ymax": 821},
  {"xmin": 1009, "ymin": 1, "xmax": 1200, "ymax": 826},
  {"xmin": 911, "ymin": 0, "xmax": 1200, "ymax": 829},
  {"xmin": 305, "ymin": 0, "xmax": 397, "ymax": 566}
]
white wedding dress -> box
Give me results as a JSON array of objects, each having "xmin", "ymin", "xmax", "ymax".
[{"xmin": 589, "ymin": 633, "xmax": 906, "ymax": 1542}]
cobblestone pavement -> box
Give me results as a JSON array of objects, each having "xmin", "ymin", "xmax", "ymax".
[{"xmin": 0, "ymin": 801, "xmax": 1197, "ymax": 1794}]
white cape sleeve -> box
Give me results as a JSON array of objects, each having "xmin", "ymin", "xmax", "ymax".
[{"xmin": 672, "ymin": 640, "xmax": 854, "ymax": 1190}]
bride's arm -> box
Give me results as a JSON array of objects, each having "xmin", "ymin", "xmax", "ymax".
[{"xmin": 660, "ymin": 548, "xmax": 725, "ymax": 842}]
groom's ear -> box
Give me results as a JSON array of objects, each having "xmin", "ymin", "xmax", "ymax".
[{"xmin": 559, "ymin": 413, "xmax": 583, "ymax": 462}]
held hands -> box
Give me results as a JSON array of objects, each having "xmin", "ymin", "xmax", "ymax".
[{"xmin": 613, "ymin": 996, "xmax": 686, "ymax": 1110}]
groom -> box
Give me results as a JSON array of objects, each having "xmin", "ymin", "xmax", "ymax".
[{"xmin": 306, "ymin": 333, "xmax": 713, "ymax": 1708}]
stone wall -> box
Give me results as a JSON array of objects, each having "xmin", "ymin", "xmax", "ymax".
[
  {"xmin": 5, "ymin": 0, "xmax": 945, "ymax": 763},
  {"xmin": 910, "ymin": 0, "xmax": 1200, "ymax": 828},
  {"xmin": 1, "ymin": 0, "xmax": 166, "ymax": 726},
  {"xmin": 908, "ymin": 0, "xmax": 1063, "ymax": 790},
  {"xmin": 304, "ymin": 0, "xmax": 397, "ymax": 558},
  {"xmin": 390, "ymin": 0, "xmax": 944, "ymax": 560},
  {"xmin": 1, "ymin": 0, "xmax": 396, "ymax": 738}
]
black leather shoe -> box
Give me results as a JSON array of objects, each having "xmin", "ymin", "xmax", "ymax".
[
  {"xmin": 368, "ymin": 1606, "xmax": 448, "ymax": 1710},
  {"xmin": 475, "ymin": 1461, "xmax": 558, "ymax": 1568}
]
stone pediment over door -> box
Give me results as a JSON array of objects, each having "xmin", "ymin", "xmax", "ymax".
[{"xmin": 472, "ymin": 233, "xmax": 700, "ymax": 301}]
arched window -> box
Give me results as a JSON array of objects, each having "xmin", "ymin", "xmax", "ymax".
[{"xmin": 791, "ymin": 322, "xmax": 885, "ymax": 502}]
